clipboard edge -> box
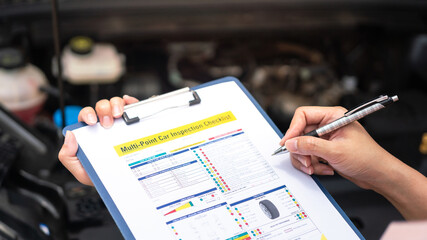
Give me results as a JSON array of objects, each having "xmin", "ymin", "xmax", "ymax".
[
  {"xmin": 194, "ymin": 76, "xmax": 365, "ymax": 240},
  {"xmin": 61, "ymin": 76, "xmax": 364, "ymax": 240}
]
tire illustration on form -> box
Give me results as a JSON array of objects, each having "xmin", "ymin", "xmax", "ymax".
[{"xmin": 259, "ymin": 199, "xmax": 280, "ymax": 219}]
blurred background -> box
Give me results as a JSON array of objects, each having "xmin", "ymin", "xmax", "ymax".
[{"xmin": 0, "ymin": 0, "xmax": 427, "ymax": 239}]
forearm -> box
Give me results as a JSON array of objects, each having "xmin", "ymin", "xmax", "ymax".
[{"xmin": 371, "ymin": 154, "xmax": 427, "ymax": 220}]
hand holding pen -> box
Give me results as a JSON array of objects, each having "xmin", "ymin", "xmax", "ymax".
[
  {"xmin": 276, "ymin": 96, "xmax": 401, "ymax": 178},
  {"xmin": 277, "ymin": 97, "xmax": 427, "ymax": 220},
  {"xmin": 273, "ymin": 95, "xmax": 398, "ymax": 155}
]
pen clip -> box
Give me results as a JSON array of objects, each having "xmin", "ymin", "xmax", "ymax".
[{"xmin": 344, "ymin": 95, "xmax": 389, "ymax": 116}]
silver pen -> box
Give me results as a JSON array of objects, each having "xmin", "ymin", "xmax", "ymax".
[{"xmin": 272, "ymin": 95, "xmax": 399, "ymax": 156}]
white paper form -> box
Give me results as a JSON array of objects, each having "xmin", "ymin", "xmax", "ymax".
[{"xmin": 69, "ymin": 78, "xmax": 363, "ymax": 240}]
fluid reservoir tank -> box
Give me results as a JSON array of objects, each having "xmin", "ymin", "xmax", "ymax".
[
  {"xmin": 0, "ymin": 47, "xmax": 48, "ymax": 125},
  {"xmin": 57, "ymin": 36, "xmax": 126, "ymax": 84}
]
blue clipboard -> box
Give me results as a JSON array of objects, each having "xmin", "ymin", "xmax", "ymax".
[{"xmin": 64, "ymin": 76, "xmax": 365, "ymax": 240}]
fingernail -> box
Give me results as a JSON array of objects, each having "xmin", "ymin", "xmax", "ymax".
[
  {"xmin": 87, "ymin": 113, "xmax": 97, "ymax": 124},
  {"xmin": 112, "ymin": 106, "xmax": 121, "ymax": 117},
  {"xmin": 301, "ymin": 166, "xmax": 312, "ymax": 175},
  {"xmin": 322, "ymin": 169, "xmax": 334, "ymax": 175},
  {"xmin": 103, "ymin": 116, "xmax": 112, "ymax": 128},
  {"xmin": 296, "ymin": 155, "xmax": 308, "ymax": 167},
  {"xmin": 303, "ymin": 159, "xmax": 310, "ymax": 168},
  {"xmin": 285, "ymin": 139, "xmax": 298, "ymax": 152},
  {"xmin": 123, "ymin": 94, "xmax": 129, "ymax": 98}
]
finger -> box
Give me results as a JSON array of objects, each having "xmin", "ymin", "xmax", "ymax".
[
  {"xmin": 280, "ymin": 123, "xmax": 318, "ymax": 147},
  {"xmin": 281, "ymin": 107, "xmax": 329, "ymax": 143},
  {"xmin": 310, "ymin": 155, "xmax": 320, "ymax": 167},
  {"xmin": 290, "ymin": 153, "xmax": 334, "ymax": 175},
  {"xmin": 58, "ymin": 131, "xmax": 93, "ymax": 186},
  {"xmin": 110, "ymin": 97, "xmax": 125, "ymax": 118},
  {"xmin": 310, "ymin": 155, "xmax": 334, "ymax": 172},
  {"xmin": 279, "ymin": 123, "xmax": 327, "ymax": 149},
  {"xmin": 290, "ymin": 153, "xmax": 312, "ymax": 168},
  {"xmin": 95, "ymin": 99, "xmax": 114, "ymax": 128},
  {"xmin": 280, "ymin": 106, "xmax": 346, "ymax": 145},
  {"xmin": 302, "ymin": 124, "xmax": 318, "ymax": 135},
  {"xmin": 123, "ymin": 95, "xmax": 139, "ymax": 105},
  {"xmin": 285, "ymin": 136, "xmax": 338, "ymax": 162},
  {"xmin": 58, "ymin": 131, "xmax": 78, "ymax": 161},
  {"xmin": 316, "ymin": 157, "xmax": 329, "ymax": 165},
  {"xmin": 312, "ymin": 162, "xmax": 335, "ymax": 175},
  {"xmin": 78, "ymin": 107, "xmax": 98, "ymax": 125},
  {"xmin": 290, "ymin": 156, "xmax": 314, "ymax": 175}
]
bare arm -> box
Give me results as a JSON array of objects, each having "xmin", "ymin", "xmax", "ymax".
[{"xmin": 280, "ymin": 106, "xmax": 427, "ymax": 220}]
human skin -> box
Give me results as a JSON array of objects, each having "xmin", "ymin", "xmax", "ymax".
[
  {"xmin": 279, "ymin": 106, "xmax": 427, "ymax": 220},
  {"xmin": 58, "ymin": 95, "xmax": 138, "ymax": 186},
  {"xmin": 58, "ymin": 99, "xmax": 427, "ymax": 220}
]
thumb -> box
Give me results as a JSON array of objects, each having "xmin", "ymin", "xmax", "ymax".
[
  {"xmin": 285, "ymin": 136, "xmax": 335, "ymax": 160},
  {"xmin": 58, "ymin": 131, "xmax": 78, "ymax": 167},
  {"xmin": 62, "ymin": 131, "xmax": 78, "ymax": 155},
  {"xmin": 59, "ymin": 131, "xmax": 94, "ymax": 186}
]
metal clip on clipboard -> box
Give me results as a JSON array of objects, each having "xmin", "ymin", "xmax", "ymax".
[{"xmin": 122, "ymin": 87, "xmax": 201, "ymax": 125}]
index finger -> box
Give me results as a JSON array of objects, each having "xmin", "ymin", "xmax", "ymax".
[
  {"xmin": 78, "ymin": 107, "xmax": 98, "ymax": 125},
  {"xmin": 280, "ymin": 106, "xmax": 347, "ymax": 145}
]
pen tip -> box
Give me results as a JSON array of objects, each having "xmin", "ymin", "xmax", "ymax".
[
  {"xmin": 271, "ymin": 148, "xmax": 282, "ymax": 156},
  {"xmin": 272, "ymin": 146, "xmax": 289, "ymax": 156}
]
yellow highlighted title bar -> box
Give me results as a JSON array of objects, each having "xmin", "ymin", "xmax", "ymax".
[{"xmin": 114, "ymin": 111, "xmax": 236, "ymax": 156}]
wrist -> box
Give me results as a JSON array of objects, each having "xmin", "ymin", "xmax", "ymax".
[
  {"xmin": 368, "ymin": 154, "xmax": 427, "ymax": 219},
  {"xmin": 368, "ymin": 153, "xmax": 409, "ymax": 194}
]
